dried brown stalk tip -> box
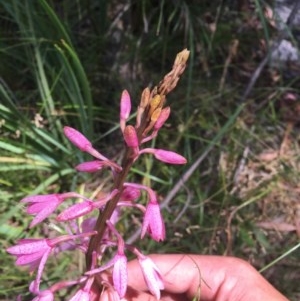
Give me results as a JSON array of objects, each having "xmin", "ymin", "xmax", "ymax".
[
  {"xmin": 174, "ymin": 48, "xmax": 190, "ymax": 66},
  {"xmin": 157, "ymin": 49, "xmax": 190, "ymax": 96},
  {"xmin": 137, "ymin": 49, "xmax": 190, "ymax": 135}
]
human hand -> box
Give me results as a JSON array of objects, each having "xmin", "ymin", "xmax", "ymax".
[{"xmin": 96, "ymin": 254, "xmax": 289, "ymax": 301}]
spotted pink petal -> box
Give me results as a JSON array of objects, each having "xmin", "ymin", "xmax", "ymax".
[
  {"xmin": 138, "ymin": 256, "xmax": 164, "ymax": 299},
  {"xmin": 21, "ymin": 194, "xmax": 61, "ymax": 204},
  {"xmin": 56, "ymin": 201, "xmax": 94, "ymax": 221},
  {"xmin": 7, "ymin": 239, "xmax": 49, "ymax": 255},
  {"xmin": 20, "ymin": 194, "xmax": 65, "ymax": 227},
  {"xmin": 15, "ymin": 251, "xmax": 47, "ymax": 266},
  {"xmin": 141, "ymin": 201, "xmax": 165, "ymax": 241},
  {"xmin": 113, "ymin": 254, "xmax": 128, "ymax": 298},
  {"xmin": 29, "ymin": 202, "xmax": 60, "ymax": 228}
]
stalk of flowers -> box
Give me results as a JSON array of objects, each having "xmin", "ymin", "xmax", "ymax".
[{"xmin": 7, "ymin": 49, "xmax": 189, "ymax": 301}]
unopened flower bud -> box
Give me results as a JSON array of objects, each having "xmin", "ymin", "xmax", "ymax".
[
  {"xmin": 174, "ymin": 48, "xmax": 190, "ymax": 66},
  {"xmin": 139, "ymin": 148, "xmax": 187, "ymax": 164},
  {"xmin": 154, "ymin": 106, "xmax": 170, "ymax": 130},
  {"xmin": 120, "ymin": 90, "xmax": 131, "ymax": 120},
  {"xmin": 63, "ymin": 126, "xmax": 92, "ymax": 152},
  {"xmin": 64, "ymin": 126, "xmax": 109, "ymax": 161},
  {"xmin": 154, "ymin": 149, "xmax": 187, "ymax": 164},
  {"xmin": 140, "ymin": 87, "xmax": 151, "ymax": 109},
  {"xmin": 136, "ymin": 88, "xmax": 151, "ymax": 128},
  {"xmin": 151, "ymin": 107, "xmax": 162, "ymax": 123},
  {"xmin": 75, "ymin": 160, "xmax": 107, "ymax": 172},
  {"xmin": 143, "ymin": 107, "xmax": 162, "ymax": 136},
  {"xmin": 141, "ymin": 201, "xmax": 165, "ymax": 241},
  {"xmin": 148, "ymin": 95, "xmax": 162, "ymax": 117},
  {"xmin": 120, "ymin": 90, "xmax": 131, "ymax": 132},
  {"xmin": 123, "ymin": 125, "xmax": 138, "ymax": 148}
]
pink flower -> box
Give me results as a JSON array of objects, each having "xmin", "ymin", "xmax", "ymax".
[
  {"xmin": 69, "ymin": 276, "xmax": 94, "ymax": 301},
  {"xmin": 141, "ymin": 201, "xmax": 165, "ymax": 241},
  {"xmin": 76, "ymin": 160, "xmax": 122, "ymax": 173},
  {"xmin": 69, "ymin": 289, "xmax": 89, "ymax": 301},
  {"xmin": 139, "ymin": 148, "xmax": 187, "ymax": 164},
  {"xmin": 75, "ymin": 160, "xmax": 108, "ymax": 172},
  {"xmin": 21, "ymin": 192, "xmax": 88, "ymax": 227},
  {"xmin": 21, "ymin": 194, "xmax": 64, "ymax": 227},
  {"xmin": 142, "ymin": 107, "xmax": 171, "ymax": 143},
  {"xmin": 81, "ymin": 217, "xmax": 97, "ymax": 233},
  {"xmin": 58, "ymin": 189, "xmax": 119, "ymax": 223},
  {"xmin": 56, "ymin": 190, "xmax": 118, "ymax": 222},
  {"xmin": 56, "ymin": 201, "xmax": 95, "ymax": 221},
  {"xmin": 7, "ymin": 238, "xmax": 52, "ymax": 271},
  {"xmin": 123, "ymin": 125, "xmax": 139, "ymax": 148},
  {"xmin": 86, "ymin": 253, "xmax": 128, "ymax": 298},
  {"xmin": 112, "ymin": 254, "xmax": 128, "ymax": 298},
  {"xmin": 120, "ymin": 90, "xmax": 131, "ymax": 132},
  {"xmin": 138, "ymin": 256, "xmax": 164, "ymax": 299},
  {"xmin": 153, "ymin": 149, "xmax": 186, "ymax": 164},
  {"xmin": 63, "ymin": 126, "xmax": 108, "ymax": 161},
  {"xmin": 63, "ymin": 126, "xmax": 93, "ymax": 152},
  {"xmin": 7, "ymin": 233, "xmax": 96, "ymax": 292},
  {"xmin": 120, "ymin": 186, "xmax": 141, "ymax": 202},
  {"xmin": 154, "ymin": 106, "xmax": 170, "ymax": 131},
  {"xmin": 7, "ymin": 238, "xmax": 52, "ymax": 292},
  {"xmin": 31, "ymin": 290, "xmax": 54, "ymax": 301},
  {"xmin": 123, "ymin": 183, "xmax": 156, "ymax": 202}
]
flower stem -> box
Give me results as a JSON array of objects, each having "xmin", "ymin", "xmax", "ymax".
[{"xmin": 85, "ymin": 147, "xmax": 135, "ymax": 269}]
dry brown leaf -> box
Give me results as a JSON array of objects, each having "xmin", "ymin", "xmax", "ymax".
[
  {"xmin": 256, "ymin": 221, "xmax": 296, "ymax": 232},
  {"xmin": 257, "ymin": 150, "xmax": 278, "ymax": 162}
]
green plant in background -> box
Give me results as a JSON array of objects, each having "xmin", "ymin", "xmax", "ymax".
[
  {"xmin": 1, "ymin": 2, "xmax": 97, "ymax": 296},
  {"xmin": 0, "ymin": 0, "xmax": 94, "ymax": 169}
]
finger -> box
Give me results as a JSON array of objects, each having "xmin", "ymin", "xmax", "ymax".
[
  {"xmin": 126, "ymin": 254, "xmax": 288, "ymax": 301},
  {"xmin": 126, "ymin": 254, "xmax": 225, "ymax": 300}
]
